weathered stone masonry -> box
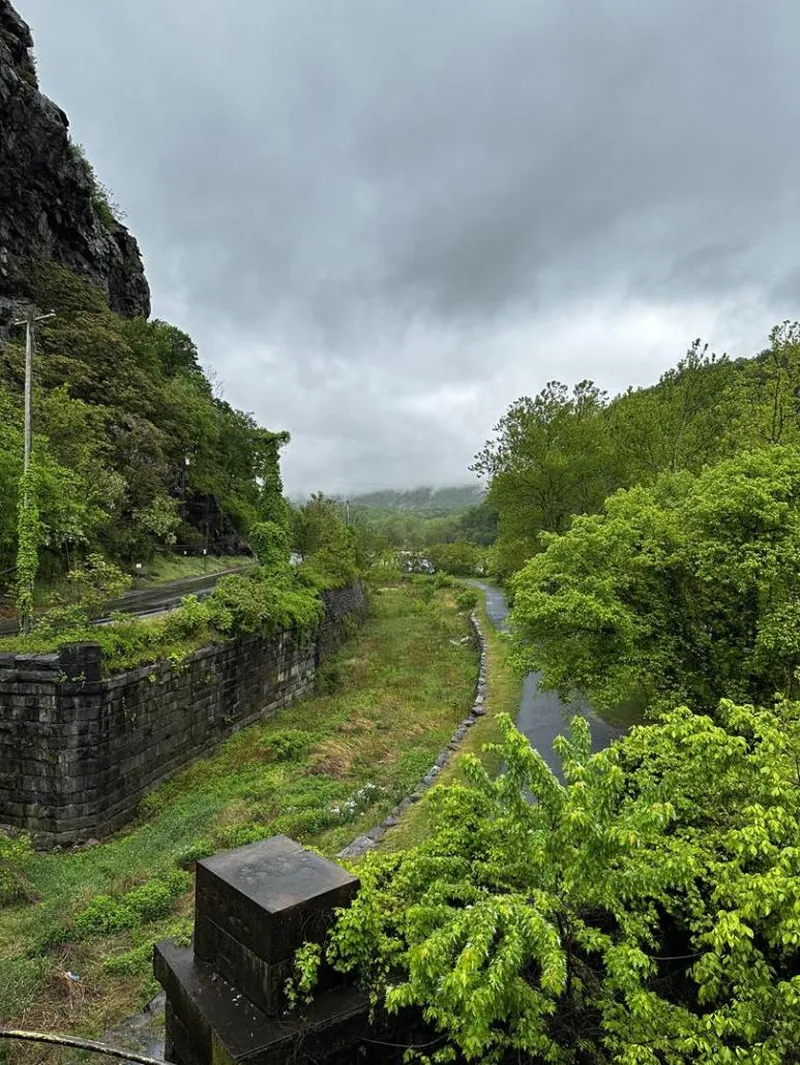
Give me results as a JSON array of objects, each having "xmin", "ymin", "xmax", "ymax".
[{"xmin": 0, "ymin": 584, "xmax": 366, "ymax": 845}]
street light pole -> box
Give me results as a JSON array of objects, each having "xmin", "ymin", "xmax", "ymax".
[{"xmin": 11, "ymin": 308, "xmax": 55, "ymax": 633}]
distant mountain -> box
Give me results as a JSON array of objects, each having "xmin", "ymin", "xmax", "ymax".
[{"xmin": 350, "ymin": 485, "xmax": 486, "ymax": 516}]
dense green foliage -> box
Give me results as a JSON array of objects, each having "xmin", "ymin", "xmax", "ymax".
[
  {"xmin": 306, "ymin": 324, "xmax": 800, "ymax": 1062},
  {"xmin": 0, "ymin": 264, "xmax": 280, "ymax": 596},
  {"xmin": 509, "ymin": 447, "xmax": 800, "ymax": 718},
  {"xmin": 0, "ymin": 583, "xmax": 477, "ymax": 1040},
  {"xmin": 473, "ymin": 326, "xmax": 800, "ymax": 585},
  {"xmin": 323, "ymin": 703, "xmax": 800, "ymax": 1063},
  {"xmin": 425, "ymin": 540, "xmax": 485, "ymax": 577},
  {"xmin": 291, "ymin": 493, "xmax": 360, "ymax": 588},
  {"xmin": 1, "ymin": 571, "xmax": 323, "ymax": 674},
  {"xmin": 0, "ymin": 404, "xmax": 324, "ymax": 670},
  {"xmin": 291, "ymin": 492, "xmax": 390, "ymax": 588}
]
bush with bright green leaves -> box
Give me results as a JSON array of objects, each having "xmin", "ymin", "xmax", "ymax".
[
  {"xmin": 308, "ymin": 703, "xmax": 800, "ymax": 1064},
  {"xmin": 175, "ymin": 839, "xmax": 215, "ymax": 870},
  {"xmin": 75, "ymin": 871, "xmax": 190, "ymax": 937},
  {"xmin": 455, "ymin": 589, "xmax": 479, "ymax": 613}
]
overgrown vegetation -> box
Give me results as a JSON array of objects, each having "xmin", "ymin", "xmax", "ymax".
[
  {"xmin": 509, "ymin": 446, "xmax": 800, "ymax": 720},
  {"xmin": 68, "ymin": 142, "xmax": 127, "ymax": 230},
  {"xmin": 0, "ymin": 411, "xmax": 330, "ymax": 671},
  {"xmin": 312, "ymin": 700, "xmax": 800, "ymax": 1063},
  {"xmin": 278, "ymin": 325, "xmax": 800, "ymax": 1063},
  {"xmin": 0, "ymin": 263, "xmax": 282, "ymax": 601},
  {"xmin": 474, "ymin": 324, "xmax": 800, "ymax": 586},
  {"xmin": 378, "ymin": 588, "xmax": 522, "ymax": 853},
  {"xmin": 0, "ymin": 582, "xmax": 477, "ymax": 1043}
]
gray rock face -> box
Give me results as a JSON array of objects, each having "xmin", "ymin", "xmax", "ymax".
[{"xmin": 0, "ymin": 0, "xmax": 150, "ymax": 322}]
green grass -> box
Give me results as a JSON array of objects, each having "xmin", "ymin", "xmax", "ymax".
[
  {"xmin": 377, "ymin": 587, "xmax": 523, "ymax": 853},
  {"xmin": 0, "ymin": 582, "xmax": 477, "ymax": 1050}
]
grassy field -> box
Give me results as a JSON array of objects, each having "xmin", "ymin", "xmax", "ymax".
[
  {"xmin": 0, "ymin": 582, "xmax": 476, "ymax": 1052},
  {"xmin": 376, "ymin": 589, "xmax": 523, "ymax": 852}
]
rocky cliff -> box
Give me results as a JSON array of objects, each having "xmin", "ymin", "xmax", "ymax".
[{"xmin": 0, "ymin": 0, "xmax": 150, "ymax": 325}]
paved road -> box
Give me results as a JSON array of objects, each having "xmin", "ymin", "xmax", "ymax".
[
  {"xmin": 471, "ymin": 581, "xmax": 621, "ymax": 778},
  {"xmin": 0, "ymin": 565, "xmax": 253, "ymax": 636}
]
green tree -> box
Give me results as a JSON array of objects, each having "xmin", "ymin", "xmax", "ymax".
[
  {"xmin": 509, "ymin": 447, "xmax": 800, "ymax": 717},
  {"xmin": 726, "ymin": 321, "xmax": 800, "ymax": 449},
  {"xmin": 607, "ymin": 341, "xmax": 735, "ymax": 482},
  {"xmin": 472, "ymin": 381, "xmax": 613, "ymax": 583},
  {"xmin": 321, "ymin": 704, "xmax": 800, "ymax": 1063},
  {"xmin": 0, "ymin": 263, "xmax": 281, "ymax": 574},
  {"xmin": 426, "ymin": 540, "xmax": 482, "ymax": 576},
  {"xmin": 291, "ymin": 493, "xmax": 358, "ymax": 587}
]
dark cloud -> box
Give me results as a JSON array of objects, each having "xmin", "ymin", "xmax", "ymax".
[{"xmin": 19, "ymin": 0, "xmax": 800, "ymax": 493}]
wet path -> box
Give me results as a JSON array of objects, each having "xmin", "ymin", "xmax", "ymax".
[
  {"xmin": 0, "ymin": 565, "xmax": 253, "ymax": 636},
  {"xmin": 471, "ymin": 581, "xmax": 621, "ymax": 778}
]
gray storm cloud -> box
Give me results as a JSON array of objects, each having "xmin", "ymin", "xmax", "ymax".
[{"xmin": 19, "ymin": 0, "xmax": 800, "ymax": 494}]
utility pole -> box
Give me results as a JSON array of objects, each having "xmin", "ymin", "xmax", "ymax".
[{"xmin": 11, "ymin": 308, "xmax": 55, "ymax": 634}]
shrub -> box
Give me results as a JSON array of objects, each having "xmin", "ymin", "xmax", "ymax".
[
  {"xmin": 32, "ymin": 605, "xmax": 93, "ymax": 639},
  {"xmin": 75, "ymin": 872, "xmax": 189, "ymax": 936},
  {"xmin": 125, "ymin": 881, "xmax": 174, "ymax": 922},
  {"xmin": 433, "ymin": 572, "xmax": 454, "ymax": 589},
  {"xmin": 427, "ymin": 541, "xmax": 482, "ymax": 577},
  {"xmin": 322, "ymin": 704, "xmax": 800, "ymax": 1063},
  {"xmin": 175, "ymin": 839, "xmax": 215, "ymax": 869},
  {"xmin": 268, "ymin": 808, "xmax": 339, "ymax": 840},
  {"xmin": 417, "ymin": 581, "xmax": 436, "ymax": 603},
  {"xmin": 0, "ymin": 832, "xmax": 35, "ymax": 908},
  {"xmin": 63, "ymin": 553, "xmax": 131, "ymax": 614},
  {"xmin": 263, "ymin": 729, "xmax": 317, "ymax": 762},
  {"xmin": 75, "ymin": 895, "xmax": 137, "ymax": 936},
  {"xmin": 161, "ymin": 595, "xmax": 213, "ymax": 639},
  {"xmin": 455, "ymin": 589, "xmax": 479, "ymax": 612},
  {"xmin": 315, "ymin": 659, "xmax": 343, "ymax": 695},
  {"xmin": 213, "ymin": 822, "xmax": 267, "ymax": 850},
  {"xmin": 102, "ymin": 942, "xmax": 153, "ymax": 977}
]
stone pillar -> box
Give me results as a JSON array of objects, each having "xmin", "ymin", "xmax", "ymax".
[
  {"xmin": 154, "ymin": 836, "xmax": 369, "ymax": 1065},
  {"xmin": 0, "ymin": 641, "xmax": 104, "ymax": 843},
  {"xmin": 53, "ymin": 641, "xmax": 105, "ymax": 843},
  {"xmin": 0, "ymin": 649, "xmax": 62, "ymax": 837}
]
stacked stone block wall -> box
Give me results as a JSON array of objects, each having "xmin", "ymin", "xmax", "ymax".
[{"xmin": 0, "ymin": 584, "xmax": 366, "ymax": 844}]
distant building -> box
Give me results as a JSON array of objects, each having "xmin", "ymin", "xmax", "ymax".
[{"xmin": 398, "ymin": 552, "xmax": 435, "ymax": 574}]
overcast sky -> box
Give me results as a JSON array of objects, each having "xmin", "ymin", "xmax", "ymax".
[{"xmin": 19, "ymin": 0, "xmax": 800, "ymax": 497}]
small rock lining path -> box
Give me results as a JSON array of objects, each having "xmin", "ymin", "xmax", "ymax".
[{"xmin": 339, "ymin": 581, "xmax": 625, "ymax": 858}]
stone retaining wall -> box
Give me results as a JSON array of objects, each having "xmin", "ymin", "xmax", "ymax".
[{"xmin": 0, "ymin": 584, "xmax": 366, "ymax": 845}]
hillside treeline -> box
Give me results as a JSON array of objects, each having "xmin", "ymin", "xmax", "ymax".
[
  {"xmin": 317, "ymin": 323, "xmax": 800, "ymax": 1063},
  {"xmin": 475, "ymin": 324, "xmax": 800, "ymax": 583},
  {"xmin": 0, "ymin": 265, "xmax": 278, "ymax": 593}
]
